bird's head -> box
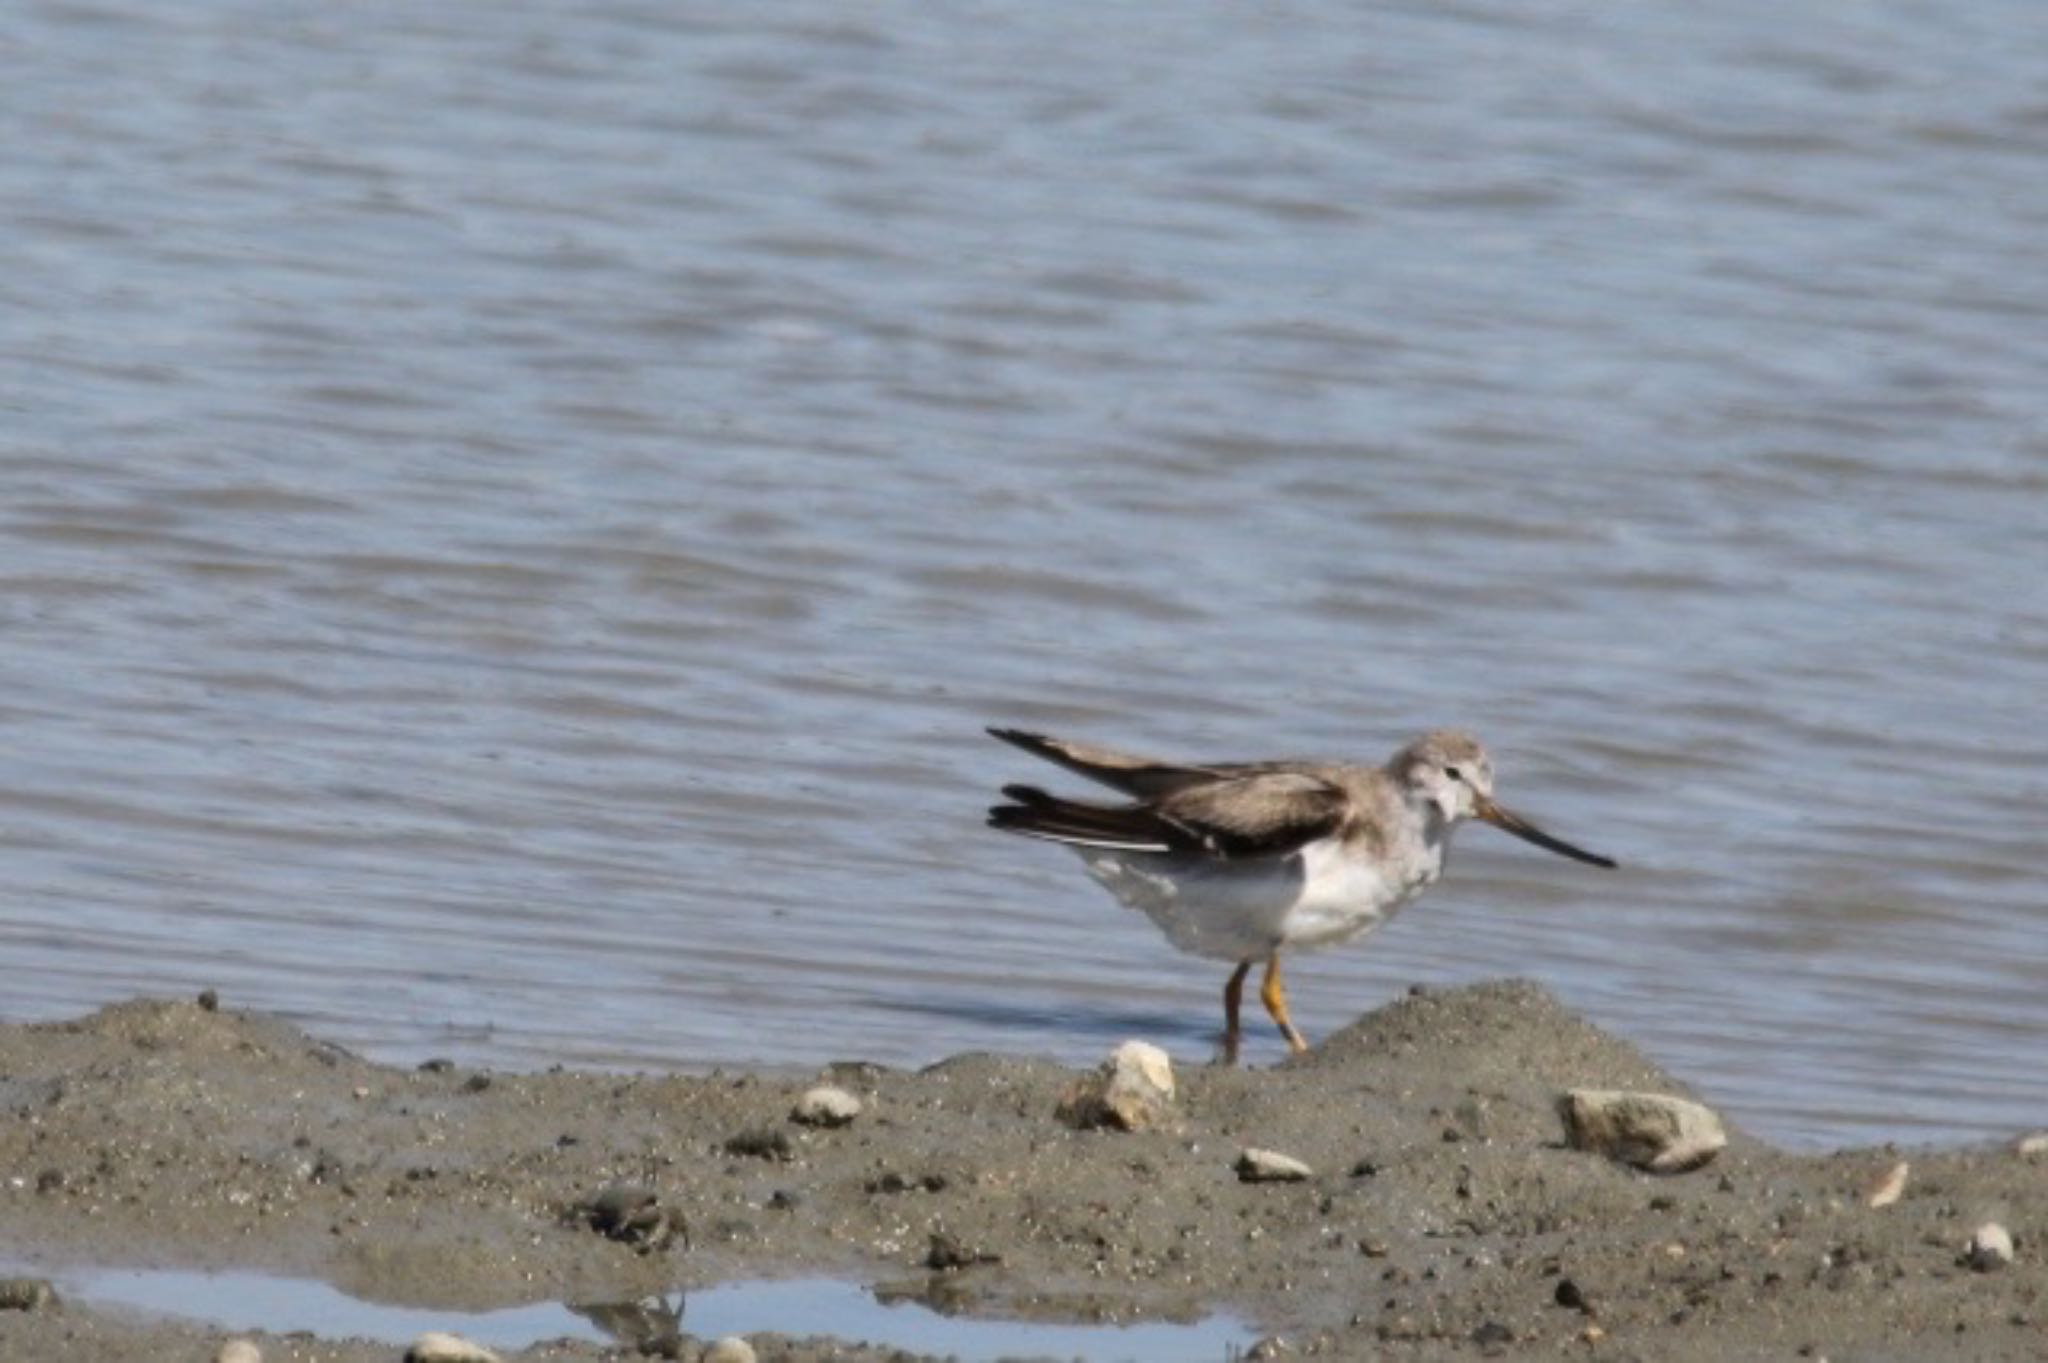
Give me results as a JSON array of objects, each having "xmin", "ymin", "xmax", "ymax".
[{"xmin": 1390, "ymin": 730, "xmax": 1616, "ymax": 868}]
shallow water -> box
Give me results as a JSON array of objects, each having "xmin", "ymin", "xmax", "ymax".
[
  {"xmin": 4, "ymin": 1264, "xmax": 1246, "ymax": 1361},
  {"xmin": 3, "ymin": 0, "xmax": 2045, "ymax": 1149}
]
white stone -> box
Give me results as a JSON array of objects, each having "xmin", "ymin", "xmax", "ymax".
[
  {"xmin": 1236, "ymin": 1147, "xmax": 1314, "ymax": 1182},
  {"xmin": 1966, "ymin": 1222, "xmax": 2014, "ymax": 1272},
  {"xmin": 215, "ymin": 1342, "xmax": 262, "ymax": 1363},
  {"xmin": 405, "ymin": 1333, "xmax": 503, "ymax": 1363},
  {"xmin": 2014, "ymin": 1132, "xmax": 2048, "ymax": 1158},
  {"xmin": 791, "ymin": 1085, "xmax": 863, "ymax": 1127},
  {"xmin": 1559, "ymin": 1090, "xmax": 1727, "ymax": 1173},
  {"xmin": 702, "ymin": 1336, "xmax": 758, "ymax": 1363},
  {"xmin": 1058, "ymin": 1040, "xmax": 1177, "ymax": 1131}
]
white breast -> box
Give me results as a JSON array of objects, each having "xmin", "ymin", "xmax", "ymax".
[{"xmin": 1076, "ymin": 835, "xmax": 1443, "ymax": 962}]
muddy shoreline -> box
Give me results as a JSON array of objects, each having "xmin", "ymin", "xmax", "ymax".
[{"xmin": 0, "ymin": 982, "xmax": 2040, "ymax": 1361}]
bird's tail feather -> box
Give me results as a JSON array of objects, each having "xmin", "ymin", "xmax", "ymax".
[{"xmin": 986, "ymin": 785, "xmax": 1173, "ymax": 852}]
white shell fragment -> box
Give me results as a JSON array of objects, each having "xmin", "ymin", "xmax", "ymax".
[
  {"xmin": 405, "ymin": 1333, "xmax": 504, "ymax": 1363},
  {"xmin": 1966, "ymin": 1222, "xmax": 2014, "ymax": 1272},
  {"xmin": 1864, "ymin": 1160, "xmax": 1909, "ymax": 1208},
  {"xmin": 1236, "ymin": 1147, "xmax": 1314, "ymax": 1182},
  {"xmin": 1058, "ymin": 1040, "xmax": 1177, "ymax": 1131},
  {"xmin": 791, "ymin": 1085, "xmax": 863, "ymax": 1127}
]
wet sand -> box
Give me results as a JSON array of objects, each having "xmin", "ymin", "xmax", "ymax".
[{"xmin": 0, "ymin": 982, "xmax": 2041, "ymax": 1361}]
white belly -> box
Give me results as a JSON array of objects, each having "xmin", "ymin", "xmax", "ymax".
[{"xmin": 1077, "ymin": 837, "xmax": 1440, "ymax": 962}]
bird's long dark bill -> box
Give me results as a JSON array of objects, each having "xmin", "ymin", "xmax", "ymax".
[{"xmin": 1475, "ymin": 796, "xmax": 1618, "ymax": 869}]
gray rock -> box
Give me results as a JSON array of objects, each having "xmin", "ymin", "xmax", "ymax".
[
  {"xmin": 1057, "ymin": 1039, "xmax": 1176, "ymax": 1131},
  {"xmin": 1236, "ymin": 1147, "xmax": 1314, "ymax": 1182},
  {"xmin": 1559, "ymin": 1089, "xmax": 1726, "ymax": 1173},
  {"xmin": 791, "ymin": 1084, "xmax": 863, "ymax": 1127},
  {"xmin": 405, "ymin": 1332, "xmax": 504, "ymax": 1363},
  {"xmin": 215, "ymin": 1342, "xmax": 263, "ymax": 1363},
  {"xmin": 702, "ymin": 1336, "xmax": 758, "ymax": 1363},
  {"xmin": 1966, "ymin": 1222, "xmax": 2014, "ymax": 1272}
]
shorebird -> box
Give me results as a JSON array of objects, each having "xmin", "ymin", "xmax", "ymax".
[{"xmin": 985, "ymin": 727, "xmax": 1616, "ymax": 1061}]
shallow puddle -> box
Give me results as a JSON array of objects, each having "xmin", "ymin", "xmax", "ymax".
[{"xmin": 20, "ymin": 1263, "xmax": 1250, "ymax": 1362}]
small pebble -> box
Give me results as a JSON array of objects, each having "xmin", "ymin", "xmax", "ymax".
[
  {"xmin": 1236, "ymin": 1148, "xmax": 1314, "ymax": 1183},
  {"xmin": 1966, "ymin": 1222, "xmax": 2014, "ymax": 1272},
  {"xmin": 215, "ymin": 1341, "xmax": 262, "ymax": 1363},
  {"xmin": 701, "ymin": 1336, "xmax": 757, "ymax": 1363},
  {"xmin": 405, "ymin": 1332, "xmax": 503, "ymax": 1363},
  {"xmin": 0, "ymin": 1278, "xmax": 56, "ymax": 1311},
  {"xmin": 196, "ymin": 988, "xmax": 220, "ymax": 1011},
  {"xmin": 791, "ymin": 1085, "xmax": 863, "ymax": 1127},
  {"xmin": 2015, "ymin": 1132, "xmax": 2048, "ymax": 1158},
  {"xmin": 1865, "ymin": 1160, "xmax": 1909, "ymax": 1208},
  {"xmin": 1554, "ymin": 1278, "xmax": 1589, "ymax": 1312}
]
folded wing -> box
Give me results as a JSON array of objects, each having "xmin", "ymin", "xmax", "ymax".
[{"xmin": 988, "ymin": 769, "xmax": 1348, "ymax": 861}]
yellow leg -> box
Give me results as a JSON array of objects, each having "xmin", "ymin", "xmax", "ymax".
[
  {"xmin": 1220, "ymin": 961, "xmax": 1251, "ymax": 1065},
  {"xmin": 1260, "ymin": 954, "xmax": 1308, "ymax": 1054}
]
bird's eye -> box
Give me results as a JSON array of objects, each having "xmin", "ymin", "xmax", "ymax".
[{"xmin": 1445, "ymin": 766, "xmax": 1463, "ymax": 783}]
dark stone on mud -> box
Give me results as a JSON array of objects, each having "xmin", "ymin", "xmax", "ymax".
[
  {"xmin": 925, "ymin": 1230, "xmax": 999, "ymax": 1270},
  {"xmin": 196, "ymin": 988, "xmax": 219, "ymax": 1012},
  {"xmin": 418, "ymin": 1057, "xmax": 456, "ymax": 1073},
  {"xmin": 725, "ymin": 1127, "xmax": 794, "ymax": 1161},
  {"xmin": 580, "ymin": 1182, "xmax": 684, "ymax": 1252},
  {"xmin": 1472, "ymin": 1320, "xmax": 1515, "ymax": 1352},
  {"xmin": 1555, "ymin": 1278, "xmax": 1590, "ymax": 1312},
  {"xmin": 0, "ymin": 1278, "xmax": 56, "ymax": 1311}
]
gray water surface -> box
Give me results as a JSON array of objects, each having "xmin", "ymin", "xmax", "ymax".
[{"xmin": 3, "ymin": 0, "xmax": 2046, "ymax": 1149}]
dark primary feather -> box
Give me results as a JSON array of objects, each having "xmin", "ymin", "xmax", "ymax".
[
  {"xmin": 986, "ymin": 785, "xmax": 1174, "ymax": 852},
  {"xmin": 986, "ymin": 759, "xmax": 1351, "ymax": 861}
]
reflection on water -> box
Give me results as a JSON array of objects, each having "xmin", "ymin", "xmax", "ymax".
[
  {"xmin": 3, "ymin": 0, "xmax": 2046, "ymax": 1149},
  {"xmin": 18, "ymin": 1264, "xmax": 1247, "ymax": 1363}
]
